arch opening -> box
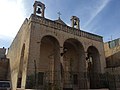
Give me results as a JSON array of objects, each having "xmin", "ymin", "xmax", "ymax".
[
  {"xmin": 86, "ymin": 46, "xmax": 101, "ymax": 89},
  {"xmin": 62, "ymin": 38, "xmax": 86, "ymax": 89},
  {"xmin": 39, "ymin": 35, "xmax": 60, "ymax": 89},
  {"xmin": 17, "ymin": 44, "xmax": 25, "ymax": 88}
]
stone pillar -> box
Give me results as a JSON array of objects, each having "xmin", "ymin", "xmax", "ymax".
[
  {"xmin": 21, "ymin": 60, "xmax": 28, "ymax": 89},
  {"xmin": 42, "ymin": 6, "xmax": 45, "ymax": 17},
  {"xmin": 33, "ymin": 4, "xmax": 37, "ymax": 15},
  {"xmin": 60, "ymin": 46, "xmax": 64, "ymax": 90},
  {"xmin": 85, "ymin": 52, "xmax": 90, "ymax": 89},
  {"xmin": 54, "ymin": 46, "xmax": 61, "ymax": 90}
]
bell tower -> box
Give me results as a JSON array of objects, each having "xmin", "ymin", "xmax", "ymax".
[
  {"xmin": 33, "ymin": 1, "xmax": 45, "ymax": 17},
  {"xmin": 71, "ymin": 16, "xmax": 80, "ymax": 29}
]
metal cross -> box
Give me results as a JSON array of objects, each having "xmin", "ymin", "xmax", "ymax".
[{"xmin": 58, "ymin": 12, "xmax": 61, "ymax": 18}]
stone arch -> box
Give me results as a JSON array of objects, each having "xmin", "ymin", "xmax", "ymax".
[
  {"xmin": 17, "ymin": 44, "xmax": 25, "ymax": 88},
  {"xmin": 87, "ymin": 46, "xmax": 101, "ymax": 72},
  {"xmin": 62, "ymin": 38, "xmax": 86, "ymax": 89},
  {"xmin": 40, "ymin": 33, "xmax": 61, "ymax": 45},
  {"xmin": 39, "ymin": 35, "xmax": 60, "ymax": 87},
  {"xmin": 86, "ymin": 46, "xmax": 101, "ymax": 89}
]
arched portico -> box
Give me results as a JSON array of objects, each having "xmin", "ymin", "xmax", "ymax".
[
  {"xmin": 39, "ymin": 35, "xmax": 61, "ymax": 89},
  {"xmin": 62, "ymin": 38, "xmax": 86, "ymax": 89},
  {"xmin": 86, "ymin": 46, "xmax": 101, "ymax": 89}
]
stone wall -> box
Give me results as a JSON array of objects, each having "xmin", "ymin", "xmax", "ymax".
[
  {"xmin": 0, "ymin": 47, "xmax": 6, "ymax": 59},
  {"xmin": 26, "ymin": 15, "xmax": 106, "ymax": 89},
  {"xmin": 7, "ymin": 14, "xmax": 106, "ymax": 89},
  {"xmin": 0, "ymin": 59, "xmax": 9, "ymax": 80},
  {"xmin": 7, "ymin": 18, "xmax": 30, "ymax": 90},
  {"xmin": 0, "ymin": 47, "xmax": 9, "ymax": 80},
  {"xmin": 27, "ymin": 14, "xmax": 106, "ymax": 75}
]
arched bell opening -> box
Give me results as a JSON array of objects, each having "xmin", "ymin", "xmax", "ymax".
[
  {"xmin": 62, "ymin": 38, "xmax": 86, "ymax": 89},
  {"xmin": 33, "ymin": 1, "xmax": 45, "ymax": 17},
  {"xmin": 39, "ymin": 35, "xmax": 60, "ymax": 89},
  {"xmin": 86, "ymin": 46, "xmax": 101, "ymax": 89},
  {"xmin": 17, "ymin": 44, "xmax": 25, "ymax": 88}
]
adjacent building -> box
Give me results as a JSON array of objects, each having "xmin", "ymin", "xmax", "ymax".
[
  {"xmin": 104, "ymin": 38, "xmax": 120, "ymax": 90},
  {"xmin": 104, "ymin": 38, "xmax": 120, "ymax": 68},
  {"xmin": 0, "ymin": 47, "xmax": 9, "ymax": 80}
]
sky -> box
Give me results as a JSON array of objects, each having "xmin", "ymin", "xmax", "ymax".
[{"xmin": 0, "ymin": 0, "xmax": 120, "ymax": 48}]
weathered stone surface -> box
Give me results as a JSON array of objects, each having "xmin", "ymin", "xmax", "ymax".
[{"xmin": 7, "ymin": 14, "xmax": 106, "ymax": 90}]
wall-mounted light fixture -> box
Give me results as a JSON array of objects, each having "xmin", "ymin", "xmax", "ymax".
[{"xmin": 60, "ymin": 47, "xmax": 68, "ymax": 56}]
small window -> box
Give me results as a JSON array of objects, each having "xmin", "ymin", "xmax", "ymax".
[
  {"xmin": 108, "ymin": 41, "xmax": 115, "ymax": 48},
  {"xmin": 38, "ymin": 72, "xmax": 44, "ymax": 85},
  {"xmin": 0, "ymin": 81, "xmax": 11, "ymax": 89},
  {"xmin": 73, "ymin": 74, "xmax": 78, "ymax": 85}
]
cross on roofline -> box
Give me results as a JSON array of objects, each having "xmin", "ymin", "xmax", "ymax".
[{"xmin": 58, "ymin": 12, "xmax": 61, "ymax": 18}]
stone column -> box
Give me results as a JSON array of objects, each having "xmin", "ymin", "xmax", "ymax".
[
  {"xmin": 60, "ymin": 46, "xmax": 64, "ymax": 90},
  {"xmin": 21, "ymin": 49, "xmax": 29, "ymax": 89}
]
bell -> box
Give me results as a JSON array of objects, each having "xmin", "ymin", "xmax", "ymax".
[
  {"xmin": 36, "ymin": 8, "xmax": 41, "ymax": 14},
  {"xmin": 74, "ymin": 21, "xmax": 77, "ymax": 25}
]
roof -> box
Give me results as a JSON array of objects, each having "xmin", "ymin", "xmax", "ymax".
[{"xmin": 54, "ymin": 17, "xmax": 66, "ymax": 25}]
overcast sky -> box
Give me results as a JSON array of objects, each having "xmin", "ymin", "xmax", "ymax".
[{"xmin": 0, "ymin": 0, "xmax": 120, "ymax": 48}]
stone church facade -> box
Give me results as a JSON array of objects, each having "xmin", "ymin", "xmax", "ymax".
[{"xmin": 7, "ymin": 1, "xmax": 106, "ymax": 90}]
